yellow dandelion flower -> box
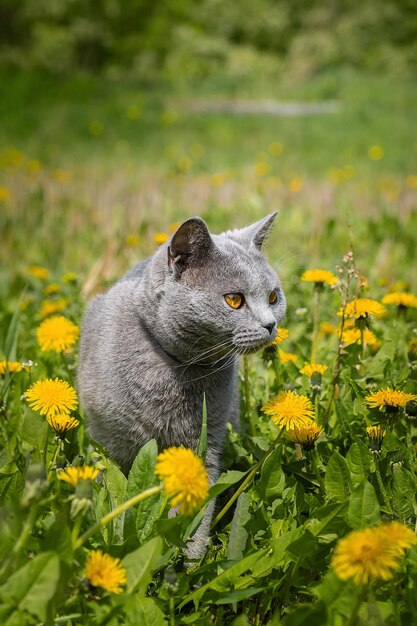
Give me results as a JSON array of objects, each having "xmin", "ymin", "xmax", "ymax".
[
  {"xmin": 262, "ymin": 391, "xmax": 315, "ymax": 430},
  {"xmin": 26, "ymin": 265, "xmax": 50, "ymax": 280},
  {"xmin": 339, "ymin": 298, "xmax": 386, "ymax": 320},
  {"xmin": 301, "ymin": 270, "xmax": 338, "ymax": 287},
  {"xmin": 36, "ymin": 316, "xmax": 79, "ymax": 352},
  {"xmin": 268, "ymin": 141, "xmax": 284, "ymax": 156},
  {"xmin": 332, "ymin": 525, "xmax": 405, "ymax": 585},
  {"xmin": 320, "ymin": 321, "xmax": 337, "ymax": 336},
  {"xmin": 0, "ymin": 360, "xmax": 22, "ymax": 375},
  {"xmin": 278, "ymin": 350, "xmax": 297, "ymax": 364},
  {"xmin": 25, "ymin": 378, "xmax": 78, "ymax": 417},
  {"xmin": 154, "ymin": 232, "xmax": 169, "ymax": 245},
  {"xmin": 406, "ymin": 175, "xmax": 417, "ymax": 189},
  {"xmin": 86, "ymin": 550, "xmax": 127, "ymax": 594},
  {"xmin": 57, "ymin": 465, "xmax": 99, "ymax": 486},
  {"xmin": 177, "ymin": 156, "xmax": 192, "ymax": 172},
  {"xmin": 253, "ymin": 162, "xmax": 270, "ymax": 177},
  {"xmin": 0, "ymin": 187, "xmax": 11, "ymax": 202},
  {"xmin": 62, "ymin": 272, "xmax": 77, "ymax": 284},
  {"xmin": 340, "ymin": 326, "xmax": 380, "ymax": 349},
  {"xmin": 125, "ymin": 234, "xmax": 139, "ymax": 247},
  {"xmin": 46, "ymin": 413, "xmax": 80, "ymax": 434},
  {"xmin": 289, "ymin": 177, "xmax": 303, "ymax": 193},
  {"xmin": 210, "ymin": 172, "xmax": 227, "ymax": 187},
  {"xmin": 43, "ymin": 283, "xmax": 61, "ymax": 296},
  {"xmin": 365, "ymin": 388, "xmax": 417, "ymax": 411},
  {"xmin": 382, "ymin": 292, "xmax": 417, "ymax": 308},
  {"xmin": 299, "ymin": 363, "xmax": 328, "ymax": 377},
  {"xmin": 368, "ymin": 145, "xmax": 384, "ymax": 161},
  {"xmin": 286, "ymin": 418, "xmax": 323, "ymax": 449},
  {"xmin": 155, "ymin": 447, "xmax": 209, "ymax": 515},
  {"xmin": 39, "ymin": 298, "xmax": 68, "ymax": 319},
  {"xmin": 379, "ymin": 522, "xmax": 417, "ymax": 554},
  {"xmin": 271, "ymin": 328, "xmax": 289, "ymax": 346}
]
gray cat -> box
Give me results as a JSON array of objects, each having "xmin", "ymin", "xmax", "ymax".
[{"xmin": 78, "ymin": 213, "xmax": 286, "ymax": 557}]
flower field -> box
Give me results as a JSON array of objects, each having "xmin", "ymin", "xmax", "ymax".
[{"xmin": 1, "ymin": 69, "xmax": 417, "ymax": 624}]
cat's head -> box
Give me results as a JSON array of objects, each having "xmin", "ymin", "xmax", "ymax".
[{"xmin": 151, "ymin": 214, "xmax": 286, "ymax": 363}]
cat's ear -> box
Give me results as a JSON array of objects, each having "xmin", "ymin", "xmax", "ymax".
[
  {"xmin": 168, "ymin": 217, "xmax": 214, "ymax": 277},
  {"xmin": 230, "ymin": 212, "xmax": 278, "ymax": 251}
]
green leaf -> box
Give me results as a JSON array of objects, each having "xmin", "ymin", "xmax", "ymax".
[
  {"xmin": 347, "ymin": 480, "xmax": 380, "ymax": 529},
  {"xmin": 179, "ymin": 550, "xmax": 267, "ymax": 608},
  {"xmin": 124, "ymin": 596, "xmax": 167, "ymax": 625},
  {"xmin": 196, "ymin": 393, "xmax": 208, "ymax": 463},
  {"xmin": 286, "ymin": 529, "xmax": 318, "ymax": 562},
  {"xmin": 392, "ymin": 465, "xmax": 416, "ymax": 520},
  {"xmin": 346, "ymin": 442, "xmax": 373, "ymax": 487},
  {"xmin": 227, "ymin": 492, "xmax": 250, "ymax": 560},
  {"xmin": 209, "ymin": 470, "xmax": 247, "ymax": 499},
  {"xmin": 125, "ymin": 440, "xmax": 164, "ymax": 543},
  {"xmin": 258, "ymin": 446, "xmax": 285, "ymax": 501},
  {"xmin": 0, "ymin": 552, "xmax": 60, "ymax": 622},
  {"xmin": 325, "ymin": 451, "xmax": 351, "ymax": 502},
  {"xmin": 205, "ymin": 587, "xmax": 264, "ymax": 604},
  {"xmin": 3, "ymin": 302, "xmax": 21, "ymax": 361},
  {"xmin": 99, "ymin": 460, "xmax": 127, "ymax": 543},
  {"xmin": 122, "ymin": 536, "xmax": 163, "ymax": 595}
]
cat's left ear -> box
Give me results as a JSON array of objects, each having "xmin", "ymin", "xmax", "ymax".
[
  {"xmin": 168, "ymin": 217, "xmax": 215, "ymax": 278},
  {"xmin": 233, "ymin": 212, "xmax": 278, "ymax": 251}
]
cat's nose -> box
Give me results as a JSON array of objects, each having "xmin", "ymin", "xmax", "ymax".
[{"xmin": 263, "ymin": 322, "xmax": 275, "ymax": 335}]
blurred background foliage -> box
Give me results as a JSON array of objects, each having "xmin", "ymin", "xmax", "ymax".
[
  {"xmin": 1, "ymin": 0, "xmax": 416, "ymax": 295},
  {"xmin": 1, "ymin": 0, "xmax": 416, "ymax": 81}
]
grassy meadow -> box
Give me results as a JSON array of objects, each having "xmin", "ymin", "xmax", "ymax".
[{"xmin": 1, "ymin": 69, "xmax": 417, "ymax": 624}]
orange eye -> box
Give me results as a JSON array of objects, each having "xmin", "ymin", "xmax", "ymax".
[
  {"xmin": 225, "ymin": 293, "xmax": 244, "ymax": 309},
  {"xmin": 269, "ymin": 291, "xmax": 278, "ymax": 305}
]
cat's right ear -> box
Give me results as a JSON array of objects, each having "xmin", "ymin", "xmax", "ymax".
[{"xmin": 168, "ymin": 217, "xmax": 214, "ymax": 278}]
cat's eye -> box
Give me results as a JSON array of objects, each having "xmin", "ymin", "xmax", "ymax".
[
  {"xmin": 224, "ymin": 293, "xmax": 244, "ymax": 309},
  {"xmin": 269, "ymin": 290, "xmax": 278, "ymax": 305}
]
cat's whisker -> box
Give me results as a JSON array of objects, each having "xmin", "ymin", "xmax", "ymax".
[
  {"xmin": 179, "ymin": 341, "xmax": 235, "ymax": 378},
  {"xmin": 181, "ymin": 348, "xmax": 239, "ymax": 384},
  {"xmin": 176, "ymin": 337, "xmax": 234, "ymax": 369}
]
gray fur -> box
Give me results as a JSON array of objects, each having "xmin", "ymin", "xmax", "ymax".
[{"xmin": 78, "ymin": 213, "xmax": 286, "ymax": 557}]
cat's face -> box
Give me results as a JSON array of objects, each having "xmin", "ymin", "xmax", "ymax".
[{"xmin": 153, "ymin": 214, "xmax": 286, "ymax": 363}]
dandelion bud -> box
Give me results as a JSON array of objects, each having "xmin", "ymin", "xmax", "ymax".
[
  {"xmin": 405, "ymin": 400, "xmax": 417, "ymax": 419},
  {"xmin": 164, "ymin": 565, "xmax": 179, "ymax": 595},
  {"xmin": 366, "ymin": 426, "xmax": 385, "ymax": 453},
  {"xmin": 21, "ymin": 462, "xmax": 48, "ymax": 507}
]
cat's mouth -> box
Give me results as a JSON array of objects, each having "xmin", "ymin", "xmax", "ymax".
[{"xmin": 233, "ymin": 333, "xmax": 274, "ymax": 354}]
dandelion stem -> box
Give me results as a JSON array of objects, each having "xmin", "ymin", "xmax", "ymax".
[
  {"xmin": 374, "ymin": 458, "xmax": 393, "ymax": 514},
  {"xmin": 74, "ymin": 485, "xmax": 163, "ymax": 549},
  {"xmin": 243, "ymin": 356, "xmax": 255, "ymax": 437},
  {"xmin": 48, "ymin": 440, "xmax": 62, "ymax": 479},
  {"xmin": 169, "ymin": 597, "xmax": 175, "ymax": 626},
  {"xmin": 311, "ymin": 448, "xmax": 325, "ymax": 493},
  {"xmin": 311, "ymin": 287, "xmax": 322, "ymax": 362},
  {"xmin": 273, "ymin": 353, "xmax": 280, "ymax": 390},
  {"xmin": 212, "ymin": 430, "xmax": 284, "ymax": 527},
  {"xmin": 346, "ymin": 586, "xmax": 367, "ymax": 626},
  {"xmin": 71, "ymin": 513, "xmax": 84, "ymax": 550}
]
